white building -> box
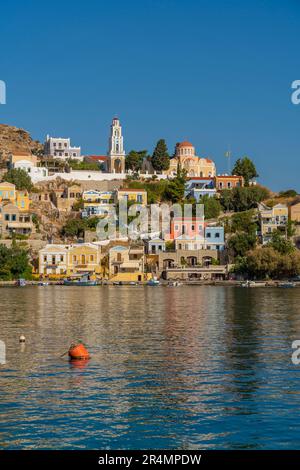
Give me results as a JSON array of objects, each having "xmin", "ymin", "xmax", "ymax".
[
  {"xmin": 107, "ymin": 117, "xmax": 126, "ymax": 173},
  {"xmin": 44, "ymin": 135, "xmax": 82, "ymax": 161},
  {"xmin": 9, "ymin": 153, "xmax": 48, "ymax": 183},
  {"xmin": 39, "ymin": 244, "xmax": 69, "ymax": 276}
]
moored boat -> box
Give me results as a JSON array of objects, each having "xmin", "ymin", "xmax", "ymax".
[
  {"xmin": 241, "ymin": 280, "xmax": 266, "ymax": 288},
  {"xmin": 278, "ymin": 282, "xmax": 296, "ymax": 288},
  {"xmin": 63, "ymin": 273, "xmax": 98, "ymax": 286},
  {"xmin": 147, "ymin": 277, "xmax": 160, "ymax": 286}
]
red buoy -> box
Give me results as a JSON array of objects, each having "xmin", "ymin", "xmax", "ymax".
[{"xmin": 68, "ymin": 343, "xmax": 90, "ymax": 360}]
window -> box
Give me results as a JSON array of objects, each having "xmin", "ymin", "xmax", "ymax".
[
  {"xmin": 44, "ymin": 255, "xmax": 47, "ymax": 262},
  {"xmin": 206, "ymin": 232, "xmax": 211, "ymax": 238},
  {"xmin": 90, "ymin": 255, "xmax": 94, "ymax": 262},
  {"xmin": 73, "ymin": 153, "xmax": 76, "ymax": 157},
  {"xmin": 52, "ymin": 256, "xmax": 56, "ymax": 265},
  {"xmin": 137, "ymin": 195, "xmax": 142, "ymax": 203},
  {"xmin": 5, "ymin": 214, "xmax": 9, "ymax": 221},
  {"xmin": 60, "ymin": 255, "xmax": 64, "ymax": 262},
  {"xmin": 12, "ymin": 214, "xmax": 16, "ymax": 221},
  {"xmin": 191, "ymin": 225, "xmax": 195, "ymax": 231},
  {"xmin": 215, "ymin": 233, "xmax": 220, "ymax": 238},
  {"xmin": 216, "ymin": 245, "xmax": 220, "ymax": 250}
]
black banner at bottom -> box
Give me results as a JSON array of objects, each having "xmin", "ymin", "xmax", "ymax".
[{"xmin": 0, "ymin": 450, "xmax": 299, "ymax": 467}]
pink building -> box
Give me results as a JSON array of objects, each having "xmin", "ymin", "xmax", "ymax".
[{"xmin": 170, "ymin": 217, "xmax": 205, "ymax": 240}]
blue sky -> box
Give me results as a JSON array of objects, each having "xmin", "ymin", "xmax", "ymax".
[{"xmin": 0, "ymin": 0, "xmax": 300, "ymax": 190}]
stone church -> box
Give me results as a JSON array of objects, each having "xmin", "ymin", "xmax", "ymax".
[{"xmin": 164, "ymin": 141, "xmax": 216, "ymax": 178}]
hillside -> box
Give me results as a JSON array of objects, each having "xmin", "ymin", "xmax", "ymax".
[{"xmin": 0, "ymin": 124, "xmax": 43, "ymax": 161}]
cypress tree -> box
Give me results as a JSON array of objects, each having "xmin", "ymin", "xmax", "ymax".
[{"xmin": 151, "ymin": 139, "xmax": 170, "ymax": 172}]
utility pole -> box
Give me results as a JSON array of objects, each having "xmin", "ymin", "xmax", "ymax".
[{"xmin": 225, "ymin": 147, "xmax": 231, "ymax": 174}]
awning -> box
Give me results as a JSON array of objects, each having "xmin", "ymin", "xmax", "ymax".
[
  {"xmin": 120, "ymin": 261, "xmax": 141, "ymax": 269},
  {"xmin": 7, "ymin": 222, "xmax": 32, "ymax": 228}
]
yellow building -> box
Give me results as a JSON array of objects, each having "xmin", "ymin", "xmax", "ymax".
[
  {"xmin": 116, "ymin": 189, "xmax": 147, "ymax": 205},
  {"xmin": 38, "ymin": 243, "xmax": 103, "ymax": 277},
  {"xmin": 0, "ymin": 182, "xmax": 16, "ymax": 204},
  {"xmin": 9, "ymin": 152, "xmax": 38, "ymax": 167},
  {"xmin": 82, "ymin": 190, "xmax": 114, "ymax": 217},
  {"xmin": 0, "ymin": 182, "xmax": 30, "ymax": 211},
  {"xmin": 67, "ymin": 243, "xmax": 103, "ymax": 275},
  {"xmin": 16, "ymin": 190, "xmax": 30, "ymax": 211},
  {"xmin": 163, "ymin": 141, "xmax": 216, "ymax": 178},
  {"xmin": 109, "ymin": 245, "xmax": 148, "ymax": 282},
  {"xmin": 258, "ymin": 203, "xmax": 288, "ymax": 244}
]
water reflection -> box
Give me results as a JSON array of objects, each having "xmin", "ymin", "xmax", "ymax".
[{"xmin": 1, "ymin": 286, "xmax": 300, "ymax": 449}]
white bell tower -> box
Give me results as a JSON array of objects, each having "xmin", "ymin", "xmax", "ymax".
[{"xmin": 108, "ymin": 117, "xmax": 125, "ymax": 173}]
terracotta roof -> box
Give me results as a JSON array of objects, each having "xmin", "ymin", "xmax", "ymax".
[
  {"xmin": 12, "ymin": 151, "xmax": 32, "ymax": 156},
  {"xmin": 85, "ymin": 155, "xmax": 108, "ymax": 161},
  {"xmin": 177, "ymin": 141, "xmax": 194, "ymax": 148}
]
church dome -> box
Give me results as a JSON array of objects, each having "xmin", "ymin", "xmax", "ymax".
[{"xmin": 177, "ymin": 141, "xmax": 193, "ymax": 148}]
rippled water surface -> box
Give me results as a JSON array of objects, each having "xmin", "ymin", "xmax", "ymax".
[{"xmin": 1, "ymin": 285, "xmax": 300, "ymax": 449}]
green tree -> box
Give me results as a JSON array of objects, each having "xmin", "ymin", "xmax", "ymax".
[
  {"xmin": 151, "ymin": 139, "xmax": 170, "ymax": 172},
  {"xmin": 220, "ymin": 186, "xmax": 270, "ymax": 212},
  {"xmin": 61, "ymin": 219, "xmax": 86, "ymax": 238},
  {"xmin": 228, "ymin": 232, "xmax": 256, "ymax": 257},
  {"xmin": 0, "ymin": 243, "xmax": 32, "ymax": 280},
  {"xmin": 278, "ymin": 189, "xmax": 298, "ymax": 198},
  {"xmin": 200, "ymin": 195, "xmax": 221, "ymax": 219},
  {"xmin": 268, "ymin": 230, "xmax": 294, "ymax": 254},
  {"xmin": 219, "ymin": 189, "xmax": 234, "ymax": 212},
  {"xmin": 125, "ymin": 150, "xmax": 148, "ymax": 172},
  {"xmin": 163, "ymin": 167, "xmax": 186, "ymax": 202},
  {"xmin": 230, "ymin": 210, "xmax": 257, "ymax": 233},
  {"xmin": 2, "ymin": 168, "xmax": 33, "ymax": 191},
  {"xmin": 67, "ymin": 159, "xmax": 100, "ymax": 171},
  {"xmin": 232, "ymin": 157, "xmax": 258, "ymax": 186}
]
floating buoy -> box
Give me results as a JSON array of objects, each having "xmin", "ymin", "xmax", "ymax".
[
  {"xmin": 19, "ymin": 334, "xmax": 26, "ymax": 343},
  {"xmin": 68, "ymin": 343, "xmax": 90, "ymax": 360}
]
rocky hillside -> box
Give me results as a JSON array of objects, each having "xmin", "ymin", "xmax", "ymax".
[{"xmin": 0, "ymin": 124, "xmax": 43, "ymax": 161}]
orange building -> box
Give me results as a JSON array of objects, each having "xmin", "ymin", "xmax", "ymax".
[{"xmin": 215, "ymin": 175, "xmax": 244, "ymax": 190}]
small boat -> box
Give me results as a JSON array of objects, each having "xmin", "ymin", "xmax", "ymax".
[
  {"xmin": 16, "ymin": 278, "xmax": 26, "ymax": 287},
  {"xmin": 147, "ymin": 277, "xmax": 160, "ymax": 286},
  {"xmin": 241, "ymin": 280, "xmax": 266, "ymax": 288},
  {"xmin": 278, "ymin": 282, "xmax": 296, "ymax": 288},
  {"xmin": 113, "ymin": 281, "xmax": 123, "ymax": 286},
  {"xmin": 167, "ymin": 281, "xmax": 182, "ymax": 287},
  {"xmin": 38, "ymin": 281, "xmax": 49, "ymax": 286},
  {"xmin": 63, "ymin": 273, "xmax": 98, "ymax": 286}
]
